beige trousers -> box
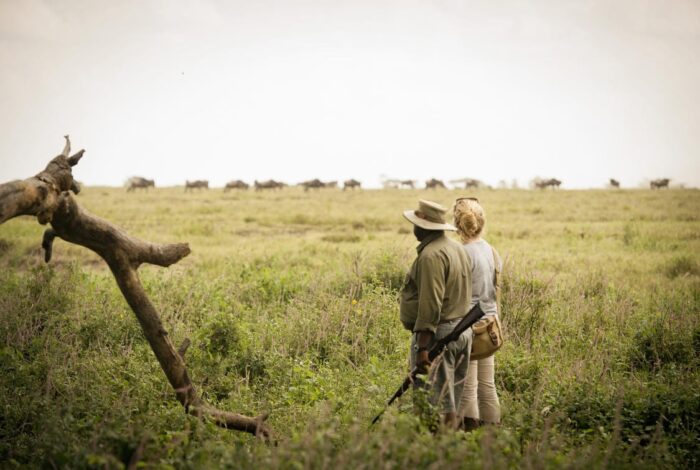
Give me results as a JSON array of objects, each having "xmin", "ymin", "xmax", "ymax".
[
  {"xmin": 459, "ymin": 355, "xmax": 501, "ymax": 424},
  {"xmin": 410, "ymin": 319, "xmax": 472, "ymax": 415}
]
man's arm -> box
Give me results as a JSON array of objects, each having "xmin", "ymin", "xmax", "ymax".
[
  {"xmin": 415, "ymin": 331, "xmax": 434, "ymax": 372},
  {"xmin": 413, "ymin": 253, "xmax": 446, "ymax": 333},
  {"xmin": 413, "ymin": 253, "xmax": 447, "ymax": 371}
]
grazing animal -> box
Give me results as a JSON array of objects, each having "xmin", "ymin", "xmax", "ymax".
[
  {"xmin": 224, "ymin": 180, "xmax": 249, "ymax": 191},
  {"xmin": 534, "ymin": 178, "xmax": 562, "ymax": 189},
  {"xmin": 449, "ymin": 178, "xmax": 484, "ymax": 189},
  {"xmin": 425, "ymin": 178, "xmax": 446, "ymax": 189},
  {"xmin": 343, "ymin": 179, "xmax": 361, "ymax": 190},
  {"xmin": 254, "ymin": 179, "xmax": 285, "ymax": 191},
  {"xmin": 399, "ymin": 179, "xmax": 416, "ymax": 189},
  {"xmin": 650, "ymin": 178, "xmax": 670, "ymax": 189},
  {"xmin": 609, "ymin": 178, "xmax": 620, "ymax": 189},
  {"xmin": 126, "ymin": 177, "xmax": 155, "ymax": 192},
  {"xmin": 299, "ymin": 179, "xmax": 324, "ymax": 191},
  {"xmin": 185, "ymin": 180, "xmax": 209, "ymax": 192},
  {"xmin": 465, "ymin": 179, "xmax": 483, "ymax": 189},
  {"xmin": 299, "ymin": 179, "xmax": 338, "ymax": 191}
]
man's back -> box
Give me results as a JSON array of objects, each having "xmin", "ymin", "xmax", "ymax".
[{"xmin": 400, "ymin": 232, "xmax": 472, "ymax": 332}]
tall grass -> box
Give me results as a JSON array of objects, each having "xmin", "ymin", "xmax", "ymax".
[{"xmin": 0, "ymin": 187, "xmax": 698, "ymax": 468}]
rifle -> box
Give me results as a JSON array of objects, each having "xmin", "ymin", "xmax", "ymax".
[{"xmin": 370, "ymin": 303, "xmax": 485, "ymax": 426}]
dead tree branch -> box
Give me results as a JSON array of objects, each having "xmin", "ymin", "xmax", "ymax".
[
  {"xmin": 0, "ymin": 137, "xmax": 270, "ymax": 439},
  {"xmin": 0, "ymin": 139, "xmax": 84, "ymax": 225}
]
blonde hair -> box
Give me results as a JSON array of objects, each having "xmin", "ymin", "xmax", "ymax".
[{"xmin": 453, "ymin": 198, "xmax": 486, "ymax": 242}]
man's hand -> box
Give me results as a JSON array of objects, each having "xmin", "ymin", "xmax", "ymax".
[
  {"xmin": 415, "ymin": 330, "xmax": 434, "ymax": 374},
  {"xmin": 416, "ymin": 349, "xmax": 431, "ymax": 374}
]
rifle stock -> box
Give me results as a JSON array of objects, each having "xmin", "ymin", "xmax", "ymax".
[{"xmin": 371, "ymin": 304, "xmax": 485, "ymax": 426}]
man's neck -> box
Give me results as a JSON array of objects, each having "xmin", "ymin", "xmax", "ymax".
[{"xmin": 416, "ymin": 230, "xmax": 443, "ymax": 253}]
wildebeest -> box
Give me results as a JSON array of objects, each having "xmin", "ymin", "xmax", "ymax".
[
  {"xmin": 449, "ymin": 178, "xmax": 485, "ymax": 189},
  {"xmin": 185, "ymin": 180, "xmax": 209, "ymax": 192},
  {"xmin": 534, "ymin": 178, "xmax": 562, "ymax": 189},
  {"xmin": 609, "ymin": 178, "xmax": 620, "ymax": 189},
  {"xmin": 254, "ymin": 179, "xmax": 286, "ymax": 191},
  {"xmin": 399, "ymin": 180, "xmax": 416, "ymax": 189},
  {"xmin": 343, "ymin": 179, "xmax": 361, "ymax": 190},
  {"xmin": 299, "ymin": 179, "xmax": 324, "ymax": 191},
  {"xmin": 650, "ymin": 178, "xmax": 670, "ymax": 189},
  {"xmin": 425, "ymin": 178, "xmax": 446, "ymax": 189},
  {"xmin": 126, "ymin": 177, "xmax": 155, "ymax": 192},
  {"xmin": 224, "ymin": 180, "xmax": 249, "ymax": 191},
  {"xmin": 299, "ymin": 179, "xmax": 339, "ymax": 191}
]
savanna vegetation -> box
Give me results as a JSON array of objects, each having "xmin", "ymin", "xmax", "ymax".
[{"xmin": 1, "ymin": 184, "xmax": 698, "ymax": 468}]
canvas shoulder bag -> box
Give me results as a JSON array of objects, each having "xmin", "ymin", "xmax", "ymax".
[{"xmin": 470, "ymin": 246, "xmax": 505, "ymax": 360}]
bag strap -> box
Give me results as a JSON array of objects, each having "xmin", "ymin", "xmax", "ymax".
[{"xmin": 491, "ymin": 246, "xmax": 501, "ymax": 312}]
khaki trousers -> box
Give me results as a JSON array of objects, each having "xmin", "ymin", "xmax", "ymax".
[
  {"xmin": 459, "ymin": 354, "xmax": 501, "ymax": 424},
  {"xmin": 410, "ymin": 319, "xmax": 472, "ymax": 414}
]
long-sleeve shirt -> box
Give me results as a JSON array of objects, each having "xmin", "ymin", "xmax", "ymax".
[
  {"xmin": 462, "ymin": 239, "xmax": 501, "ymax": 317},
  {"xmin": 399, "ymin": 232, "xmax": 472, "ymax": 333}
]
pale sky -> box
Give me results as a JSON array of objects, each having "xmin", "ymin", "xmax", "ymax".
[{"xmin": 1, "ymin": 0, "xmax": 699, "ymax": 188}]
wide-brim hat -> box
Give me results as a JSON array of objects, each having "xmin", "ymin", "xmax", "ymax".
[{"xmin": 403, "ymin": 199, "xmax": 457, "ymax": 231}]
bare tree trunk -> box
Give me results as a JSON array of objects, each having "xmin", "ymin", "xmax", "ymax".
[{"xmin": 0, "ymin": 138, "xmax": 271, "ymax": 439}]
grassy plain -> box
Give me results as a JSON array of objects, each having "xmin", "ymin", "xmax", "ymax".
[{"xmin": 1, "ymin": 186, "xmax": 699, "ymax": 468}]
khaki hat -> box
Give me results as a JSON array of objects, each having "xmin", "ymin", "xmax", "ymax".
[{"xmin": 403, "ymin": 199, "xmax": 457, "ymax": 231}]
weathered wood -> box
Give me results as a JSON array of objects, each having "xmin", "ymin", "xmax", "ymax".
[
  {"xmin": 0, "ymin": 137, "xmax": 84, "ymax": 225},
  {"xmin": 0, "ymin": 137, "xmax": 271, "ymax": 439}
]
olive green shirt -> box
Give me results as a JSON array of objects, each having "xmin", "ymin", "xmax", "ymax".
[{"xmin": 399, "ymin": 232, "xmax": 472, "ymax": 333}]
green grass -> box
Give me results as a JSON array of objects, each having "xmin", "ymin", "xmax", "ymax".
[{"xmin": 0, "ymin": 186, "xmax": 699, "ymax": 468}]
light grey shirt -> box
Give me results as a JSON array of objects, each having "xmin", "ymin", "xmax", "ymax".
[{"xmin": 462, "ymin": 239, "xmax": 500, "ymax": 317}]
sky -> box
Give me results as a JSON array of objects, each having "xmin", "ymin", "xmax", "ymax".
[{"xmin": 1, "ymin": 0, "xmax": 699, "ymax": 189}]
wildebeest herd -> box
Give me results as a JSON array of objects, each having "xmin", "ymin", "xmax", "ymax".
[
  {"xmin": 126, "ymin": 177, "xmax": 155, "ymax": 192},
  {"xmin": 124, "ymin": 176, "xmax": 674, "ymax": 191}
]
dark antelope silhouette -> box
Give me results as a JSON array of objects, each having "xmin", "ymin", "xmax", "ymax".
[
  {"xmin": 650, "ymin": 178, "xmax": 670, "ymax": 189},
  {"xmin": 299, "ymin": 179, "xmax": 338, "ymax": 191},
  {"xmin": 126, "ymin": 177, "xmax": 155, "ymax": 192},
  {"xmin": 609, "ymin": 178, "xmax": 620, "ymax": 188},
  {"xmin": 535, "ymin": 178, "xmax": 562, "ymax": 189},
  {"xmin": 254, "ymin": 179, "xmax": 286, "ymax": 191},
  {"xmin": 299, "ymin": 179, "xmax": 324, "ymax": 191},
  {"xmin": 343, "ymin": 179, "xmax": 361, "ymax": 190},
  {"xmin": 425, "ymin": 178, "xmax": 446, "ymax": 189},
  {"xmin": 185, "ymin": 180, "xmax": 209, "ymax": 192},
  {"xmin": 450, "ymin": 178, "xmax": 484, "ymax": 189},
  {"xmin": 224, "ymin": 180, "xmax": 249, "ymax": 191}
]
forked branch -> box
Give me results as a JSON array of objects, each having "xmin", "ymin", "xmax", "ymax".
[
  {"xmin": 0, "ymin": 135, "xmax": 84, "ymax": 225},
  {"xmin": 0, "ymin": 137, "xmax": 271, "ymax": 439}
]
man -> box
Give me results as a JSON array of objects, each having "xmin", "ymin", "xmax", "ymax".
[{"xmin": 400, "ymin": 199, "xmax": 473, "ymax": 428}]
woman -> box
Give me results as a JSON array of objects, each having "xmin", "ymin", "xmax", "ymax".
[{"xmin": 453, "ymin": 197, "xmax": 501, "ymax": 430}]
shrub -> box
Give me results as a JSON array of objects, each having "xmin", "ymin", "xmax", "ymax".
[
  {"xmin": 629, "ymin": 317, "xmax": 694, "ymax": 371},
  {"xmin": 561, "ymin": 376, "xmax": 699, "ymax": 466},
  {"xmin": 198, "ymin": 311, "xmax": 240, "ymax": 357},
  {"xmin": 497, "ymin": 349, "xmax": 542, "ymax": 396},
  {"xmin": 0, "ymin": 238, "xmax": 12, "ymax": 256},
  {"xmin": 664, "ymin": 256, "xmax": 699, "ymax": 279},
  {"xmin": 500, "ymin": 272, "xmax": 552, "ymax": 348},
  {"xmin": 363, "ymin": 251, "xmax": 407, "ymax": 292}
]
